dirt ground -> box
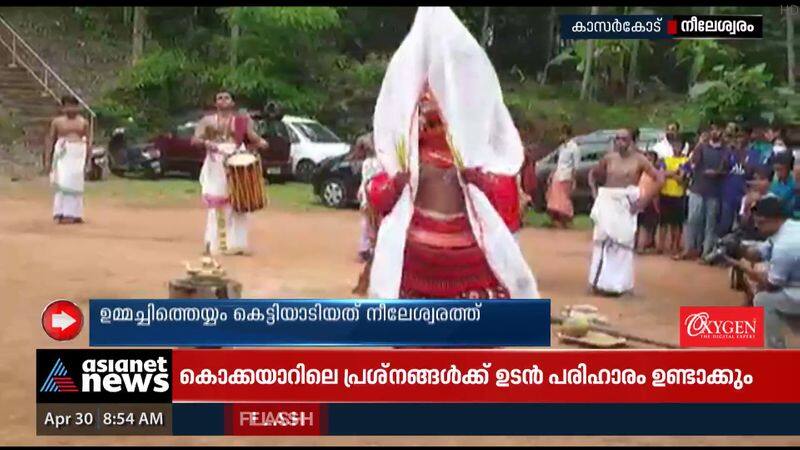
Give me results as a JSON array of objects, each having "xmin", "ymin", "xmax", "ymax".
[{"xmin": 1, "ymin": 177, "xmax": 797, "ymax": 446}]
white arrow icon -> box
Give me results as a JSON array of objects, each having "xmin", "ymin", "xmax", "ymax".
[{"xmin": 52, "ymin": 311, "xmax": 77, "ymax": 331}]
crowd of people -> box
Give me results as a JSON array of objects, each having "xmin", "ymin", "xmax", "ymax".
[
  {"xmin": 546, "ymin": 120, "xmax": 798, "ymax": 261},
  {"xmin": 545, "ymin": 119, "xmax": 799, "ymax": 348}
]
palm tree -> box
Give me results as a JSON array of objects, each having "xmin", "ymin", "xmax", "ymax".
[
  {"xmin": 788, "ymin": 12, "xmax": 796, "ymax": 89},
  {"xmin": 132, "ymin": 7, "xmax": 147, "ymax": 65},
  {"xmin": 580, "ymin": 6, "xmax": 600, "ymax": 100}
]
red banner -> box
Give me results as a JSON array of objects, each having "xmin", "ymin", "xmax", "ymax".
[{"xmin": 172, "ymin": 349, "xmax": 800, "ymax": 404}]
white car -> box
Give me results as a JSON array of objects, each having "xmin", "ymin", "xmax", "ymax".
[{"xmin": 282, "ymin": 115, "xmax": 351, "ymax": 182}]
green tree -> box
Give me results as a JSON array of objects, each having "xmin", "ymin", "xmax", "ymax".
[
  {"xmin": 672, "ymin": 40, "xmax": 740, "ymax": 92},
  {"xmin": 689, "ymin": 63, "xmax": 775, "ymax": 123}
]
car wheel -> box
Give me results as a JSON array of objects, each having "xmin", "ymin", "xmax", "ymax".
[
  {"xmin": 87, "ymin": 165, "xmax": 102, "ymax": 181},
  {"xmin": 321, "ymin": 178, "xmax": 347, "ymax": 208},
  {"xmin": 295, "ymin": 159, "xmax": 317, "ymax": 183},
  {"xmin": 145, "ymin": 163, "xmax": 163, "ymax": 180},
  {"xmin": 266, "ymin": 174, "xmax": 287, "ymax": 184}
]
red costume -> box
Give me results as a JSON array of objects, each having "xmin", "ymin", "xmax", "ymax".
[{"xmin": 366, "ymin": 93, "xmax": 521, "ymax": 299}]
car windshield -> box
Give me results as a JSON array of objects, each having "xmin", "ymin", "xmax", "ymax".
[{"xmin": 292, "ymin": 121, "xmax": 342, "ymax": 144}]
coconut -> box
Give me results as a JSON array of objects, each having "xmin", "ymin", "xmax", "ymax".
[{"xmin": 561, "ymin": 315, "xmax": 591, "ymax": 338}]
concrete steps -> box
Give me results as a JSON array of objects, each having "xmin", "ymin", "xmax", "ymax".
[{"xmin": 0, "ymin": 50, "xmax": 60, "ymax": 154}]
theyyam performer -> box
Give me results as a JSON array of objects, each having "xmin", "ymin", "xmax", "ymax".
[
  {"xmin": 365, "ymin": 7, "xmax": 539, "ymax": 299},
  {"xmin": 192, "ymin": 90, "xmax": 269, "ymax": 255}
]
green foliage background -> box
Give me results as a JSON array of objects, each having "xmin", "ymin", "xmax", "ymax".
[{"xmin": 14, "ymin": 6, "xmax": 792, "ymax": 146}]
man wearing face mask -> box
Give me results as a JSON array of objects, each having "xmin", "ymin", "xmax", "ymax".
[
  {"xmin": 587, "ymin": 128, "xmax": 663, "ymax": 296},
  {"xmin": 677, "ymin": 124, "xmax": 727, "ymax": 263}
]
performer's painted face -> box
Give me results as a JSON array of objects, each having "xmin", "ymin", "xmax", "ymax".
[
  {"xmin": 419, "ymin": 90, "xmax": 443, "ymax": 129},
  {"xmin": 215, "ymin": 92, "xmax": 234, "ymax": 111}
]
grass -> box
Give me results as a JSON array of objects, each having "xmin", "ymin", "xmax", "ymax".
[
  {"xmin": 8, "ymin": 173, "xmax": 595, "ymax": 226},
  {"xmin": 524, "ymin": 209, "xmax": 593, "ymax": 231},
  {"xmin": 82, "ymin": 175, "xmax": 328, "ymax": 211}
]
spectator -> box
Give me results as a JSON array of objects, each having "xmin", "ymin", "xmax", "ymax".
[
  {"xmin": 545, "ymin": 124, "xmax": 580, "ymax": 228},
  {"xmin": 718, "ymin": 132, "xmax": 749, "ymax": 237},
  {"xmin": 739, "ymin": 167, "xmax": 773, "ymax": 240},
  {"xmin": 723, "ymin": 121, "xmax": 740, "ymax": 147},
  {"xmin": 770, "ymin": 152, "xmax": 797, "ymax": 218},
  {"xmin": 677, "ymin": 125, "xmax": 727, "ymax": 263},
  {"xmin": 653, "ymin": 121, "xmax": 688, "ymax": 160},
  {"xmin": 772, "ymin": 137, "xmax": 793, "ymax": 169},
  {"xmin": 637, "ymin": 150, "xmax": 661, "ymax": 254},
  {"xmin": 726, "ymin": 196, "xmax": 800, "ymax": 348},
  {"xmin": 354, "ymin": 132, "xmax": 381, "ymax": 263},
  {"xmin": 746, "ymin": 126, "xmax": 773, "ymax": 176},
  {"xmin": 657, "ymin": 130, "xmax": 690, "ymax": 256},
  {"xmin": 773, "ymin": 138, "xmax": 789, "ymax": 155}
]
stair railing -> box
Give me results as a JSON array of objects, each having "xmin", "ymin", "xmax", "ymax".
[{"xmin": 0, "ymin": 14, "xmax": 96, "ymax": 143}]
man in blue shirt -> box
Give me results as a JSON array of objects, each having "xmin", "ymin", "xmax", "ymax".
[
  {"xmin": 745, "ymin": 127, "xmax": 773, "ymax": 177},
  {"xmin": 679, "ymin": 126, "xmax": 727, "ymax": 262},
  {"xmin": 717, "ymin": 133, "xmax": 749, "ymax": 237},
  {"xmin": 727, "ymin": 196, "xmax": 800, "ymax": 348}
]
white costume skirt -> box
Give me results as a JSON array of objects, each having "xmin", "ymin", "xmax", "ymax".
[
  {"xmin": 53, "ymin": 192, "xmax": 84, "ymax": 219},
  {"xmin": 204, "ymin": 205, "xmax": 249, "ymax": 254},
  {"xmin": 589, "ymin": 240, "xmax": 634, "ymax": 294}
]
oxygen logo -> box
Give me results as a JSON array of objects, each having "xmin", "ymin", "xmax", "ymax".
[{"xmin": 680, "ymin": 306, "xmax": 764, "ymax": 347}]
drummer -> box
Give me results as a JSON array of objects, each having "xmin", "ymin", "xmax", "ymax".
[{"xmin": 192, "ymin": 90, "xmax": 268, "ymax": 256}]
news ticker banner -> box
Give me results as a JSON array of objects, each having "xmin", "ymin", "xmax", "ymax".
[
  {"xmin": 560, "ymin": 14, "xmax": 763, "ymax": 40},
  {"xmin": 36, "ymin": 349, "xmax": 800, "ymax": 436},
  {"xmin": 88, "ymin": 299, "xmax": 551, "ymax": 347}
]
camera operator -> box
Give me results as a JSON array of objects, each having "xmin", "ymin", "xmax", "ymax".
[{"xmin": 725, "ymin": 196, "xmax": 800, "ymax": 348}]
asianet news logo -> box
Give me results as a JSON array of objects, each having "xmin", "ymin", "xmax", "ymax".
[
  {"xmin": 81, "ymin": 357, "xmax": 169, "ymax": 393},
  {"xmin": 37, "ymin": 350, "xmax": 172, "ymax": 403},
  {"xmin": 680, "ymin": 307, "xmax": 764, "ymax": 348}
]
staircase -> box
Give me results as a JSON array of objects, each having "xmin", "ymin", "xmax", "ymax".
[
  {"xmin": 0, "ymin": 14, "xmax": 94, "ymax": 170},
  {"xmin": 0, "ymin": 46, "xmax": 57, "ymax": 153}
]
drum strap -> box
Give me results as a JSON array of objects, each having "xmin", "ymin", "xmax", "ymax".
[{"xmin": 233, "ymin": 115, "xmax": 249, "ymax": 148}]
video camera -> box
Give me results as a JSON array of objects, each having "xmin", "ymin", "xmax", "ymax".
[{"xmin": 706, "ymin": 230, "xmax": 747, "ymax": 265}]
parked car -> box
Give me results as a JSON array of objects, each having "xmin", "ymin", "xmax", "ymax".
[
  {"xmin": 312, "ymin": 153, "xmax": 363, "ymax": 209},
  {"xmin": 282, "ymin": 115, "xmax": 351, "ymax": 182},
  {"xmin": 111, "ymin": 111, "xmax": 292, "ymax": 180},
  {"xmin": 533, "ymin": 128, "xmax": 665, "ymax": 214}
]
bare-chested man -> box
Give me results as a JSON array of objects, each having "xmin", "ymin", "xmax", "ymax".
[
  {"xmin": 45, "ymin": 95, "xmax": 92, "ymax": 224},
  {"xmin": 191, "ymin": 90, "xmax": 268, "ymax": 256},
  {"xmin": 587, "ymin": 127, "xmax": 664, "ymax": 295}
]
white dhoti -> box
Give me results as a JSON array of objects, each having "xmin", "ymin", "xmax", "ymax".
[
  {"xmin": 199, "ymin": 143, "xmax": 250, "ymax": 254},
  {"xmin": 50, "ymin": 138, "xmax": 87, "ymax": 219},
  {"xmin": 588, "ymin": 186, "xmax": 640, "ymax": 294}
]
